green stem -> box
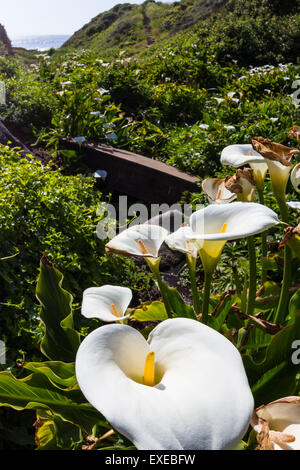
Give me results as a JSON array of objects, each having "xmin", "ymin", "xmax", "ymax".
[
  {"xmin": 202, "ymin": 271, "xmax": 213, "ymax": 325},
  {"xmin": 273, "ymin": 195, "xmax": 292, "ymax": 325},
  {"xmin": 274, "ymin": 244, "xmax": 292, "ymax": 325},
  {"xmin": 257, "ymin": 188, "xmax": 267, "ymax": 285},
  {"xmin": 186, "ymin": 255, "xmax": 201, "ymax": 314},
  {"xmin": 246, "ymin": 236, "xmax": 256, "ymax": 318},
  {"xmin": 145, "ymin": 258, "xmax": 172, "ymax": 317}
]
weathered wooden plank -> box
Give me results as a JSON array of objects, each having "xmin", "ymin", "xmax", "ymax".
[{"xmin": 60, "ymin": 139, "xmax": 200, "ymax": 203}]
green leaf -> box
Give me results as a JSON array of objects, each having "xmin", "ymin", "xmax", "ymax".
[
  {"xmin": 162, "ymin": 282, "xmax": 196, "ymax": 319},
  {"xmin": 288, "ymin": 288, "xmax": 300, "ymax": 324},
  {"xmin": 0, "ymin": 371, "xmax": 106, "ymax": 434},
  {"xmin": 208, "ymin": 295, "xmax": 235, "ymax": 332},
  {"xmin": 36, "ymin": 256, "xmax": 81, "ymax": 362},
  {"xmin": 243, "ymin": 311, "xmax": 300, "ymax": 406},
  {"xmin": 132, "ymin": 301, "xmax": 168, "ymax": 322},
  {"xmin": 22, "ymin": 362, "xmax": 77, "ymax": 390}
]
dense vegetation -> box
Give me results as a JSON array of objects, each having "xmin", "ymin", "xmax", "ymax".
[{"xmin": 0, "ymin": 0, "xmax": 299, "ymax": 452}]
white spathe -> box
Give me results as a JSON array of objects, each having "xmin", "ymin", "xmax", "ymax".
[
  {"xmin": 287, "ymin": 201, "xmax": 300, "ymax": 211},
  {"xmin": 221, "ymin": 144, "xmax": 268, "ymax": 188},
  {"xmin": 183, "ymin": 202, "xmax": 280, "ymax": 242},
  {"xmin": 105, "ymin": 224, "xmax": 169, "ymax": 258},
  {"xmin": 165, "ymin": 226, "xmax": 198, "ymax": 258},
  {"xmin": 291, "ymin": 163, "xmax": 300, "ymax": 193},
  {"xmin": 81, "ymin": 285, "xmax": 132, "ymax": 322},
  {"xmin": 75, "ymin": 318, "xmax": 254, "ymax": 450}
]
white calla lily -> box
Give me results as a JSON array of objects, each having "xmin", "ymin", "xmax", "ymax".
[
  {"xmin": 252, "ymin": 397, "xmax": 300, "ymax": 450},
  {"xmin": 183, "ymin": 202, "xmax": 279, "ymax": 274},
  {"xmin": 164, "ymin": 227, "xmax": 198, "ymax": 258},
  {"xmin": 81, "ymin": 285, "xmax": 132, "ymax": 322},
  {"xmin": 221, "ymin": 144, "xmax": 268, "ymax": 189},
  {"xmin": 76, "ymin": 318, "xmax": 254, "ymax": 450},
  {"xmin": 287, "ymin": 201, "xmax": 300, "ymax": 211},
  {"xmin": 202, "ymin": 178, "xmax": 237, "ymax": 204},
  {"xmin": 291, "ymin": 163, "xmax": 300, "ymax": 193},
  {"xmin": 105, "ymin": 224, "xmax": 168, "ymax": 259}
]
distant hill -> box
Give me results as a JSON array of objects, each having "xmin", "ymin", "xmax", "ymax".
[
  {"xmin": 61, "ymin": 0, "xmax": 229, "ymax": 55},
  {"xmin": 0, "ymin": 24, "xmax": 12, "ymax": 57},
  {"xmin": 60, "ymin": 0, "xmax": 300, "ymax": 65}
]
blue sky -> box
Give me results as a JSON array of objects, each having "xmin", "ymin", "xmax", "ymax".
[{"xmin": 2, "ymin": 0, "xmax": 173, "ymax": 38}]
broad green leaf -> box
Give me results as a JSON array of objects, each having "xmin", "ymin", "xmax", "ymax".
[
  {"xmin": 208, "ymin": 295, "xmax": 235, "ymax": 332},
  {"xmin": 288, "ymin": 288, "xmax": 300, "ymax": 324},
  {"xmin": 132, "ymin": 301, "xmax": 168, "ymax": 322},
  {"xmin": 162, "ymin": 281, "xmax": 196, "ymax": 320},
  {"xmin": 36, "ymin": 256, "xmax": 80, "ymax": 362},
  {"xmin": 243, "ymin": 311, "xmax": 300, "ymax": 406},
  {"xmin": 35, "ymin": 410, "xmax": 82, "ymax": 450},
  {"xmin": 22, "ymin": 362, "xmax": 77, "ymax": 390},
  {"xmin": 0, "ymin": 371, "xmax": 107, "ymax": 434}
]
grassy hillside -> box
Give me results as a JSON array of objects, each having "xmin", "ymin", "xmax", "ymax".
[
  {"xmin": 61, "ymin": 0, "xmax": 228, "ymax": 56},
  {"xmin": 61, "ymin": 0, "xmax": 300, "ymax": 65}
]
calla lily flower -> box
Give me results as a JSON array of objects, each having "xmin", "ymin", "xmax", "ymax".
[
  {"xmin": 291, "ymin": 163, "xmax": 300, "ymax": 193},
  {"xmin": 81, "ymin": 285, "xmax": 132, "ymax": 322},
  {"xmin": 251, "ymin": 137, "xmax": 300, "ymax": 202},
  {"xmin": 165, "ymin": 226, "xmax": 198, "ymax": 258},
  {"xmin": 75, "ymin": 318, "xmax": 254, "ymax": 450},
  {"xmin": 279, "ymin": 223, "xmax": 300, "ymax": 255},
  {"xmin": 224, "ymin": 168, "xmax": 256, "ymax": 202},
  {"xmin": 220, "ymin": 144, "xmax": 268, "ymax": 189},
  {"xmin": 202, "ymin": 178, "xmax": 237, "ymax": 204},
  {"xmin": 105, "ymin": 224, "xmax": 169, "ymax": 259},
  {"xmin": 252, "ymin": 397, "xmax": 300, "ymax": 450},
  {"xmin": 183, "ymin": 202, "xmax": 279, "ymax": 273},
  {"xmin": 287, "ymin": 201, "xmax": 300, "ymax": 211}
]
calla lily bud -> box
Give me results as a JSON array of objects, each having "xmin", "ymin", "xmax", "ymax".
[
  {"xmin": 76, "ymin": 318, "xmax": 254, "ymax": 450},
  {"xmin": 251, "ymin": 397, "xmax": 300, "ymax": 450},
  {"xmin": 251, "ymin": 137, "xmax": 300, "ymax": 202},
  {"xmin": 224, "ymin": 168, "xmax": 256, "ymax": 202},
  {"xmin": 202, "ymin": 178, "xmax": 237, "ymax": 204},
  {"xmin": 291, "ymin": 163, "xmax": 300, "ymax": 193}
]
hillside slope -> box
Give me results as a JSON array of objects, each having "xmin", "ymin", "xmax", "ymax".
[
  {"xmin": 62, "ymin": 0, "xmax": 228, "ymax": 55},
  {"xmin": 61, "ymin": 0, "xmax": 300, "ymax": 66}
]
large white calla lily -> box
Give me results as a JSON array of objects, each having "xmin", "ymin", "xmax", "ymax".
[
  {"xmin": 221, "ymin": 144, "xmax": 268, "ymax": 189},
  {"xmin": 164, "ymin": 226, "xmax": 198, "ymax": 258},
  {"xmin": 76, "ymin": 318, "xmax": 254, "ymax": 450},
  {"xmin": 291, "ymin": 163, "xmax": 300, "ymax": 193},
  {"xmin": 252, "ymin": 397, "xmax": 300, "ymax": 450},
  {"xmin": 105, "ymin": 224, "xmax": 169, "ymax": 259},
  {"xmin": 81, "ymin": 285, "xmax": 132, "ymax": 322}
]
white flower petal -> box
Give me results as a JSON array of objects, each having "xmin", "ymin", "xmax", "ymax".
[
  {"xmin": 287, "ymin": 201, "xmax": 300, "ymax": 211},
  {"xmin": 184, "ymin": 202, "xmax": 279, "ymax": 241},
  {"xmin": 105, "ymin": 224, "xmax": 169, "ymax": 258},
  {"xmin": 291, "ymin": 163, "xmax": 300, "ymax": 193},
  {"xmin": 165, "ymin": 227, "xmax": 198, "ymax": 257},
  {"xmin": 76, "ymin": 318, "xmax": 254, "ymax": 450},
  {"xmin": 221, "ymin": 144, "xmax": 266, "ymax": 167},
  {"xmin": 202, "ymin": 178, "xmax": 237, "ymax": 204},
  {"xmin": 82, "ymin": 285, "xmax": 132, "ymax": 322}
]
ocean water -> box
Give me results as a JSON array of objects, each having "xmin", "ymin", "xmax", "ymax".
[{"xmin": 11, "ymin": 35, "xmax": 71, "ymax": 51}]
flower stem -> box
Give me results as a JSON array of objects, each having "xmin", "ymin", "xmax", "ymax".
[
  {"xmin": 246, "ymin": 236, "xmax": 256, "ymax": 318},
  {"xmin": 145, "ymin": 258, "xmax": 172, "ymax": 317},
  {"xmin": 257, "ymin": 188, "xmax": 267, "ymax": 285},
  {"xmin": 202, "ymin": 271, "xmax": 213, "ymax": 325},
  {"xmin": 186, "ymin": 254, "xmax": 201, "ymax": 314},
  {"xmin": 273, "ymin": 196, "xmax": 292, "ymax": 325}
]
